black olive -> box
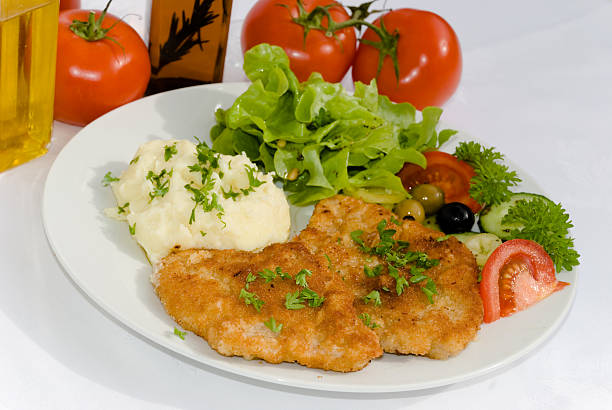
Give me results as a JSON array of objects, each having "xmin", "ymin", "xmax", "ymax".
[{"xmin": 436, "ymin": 202, "xmax": 475, "ymax": 233}]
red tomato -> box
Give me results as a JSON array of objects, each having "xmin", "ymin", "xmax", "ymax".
[
  {"xmin": 241, "ymin": 0, "xmax": 357, "ymax": 83},
  {"xmin": 352, "ymin": 9, "xmax": 461, "ymax": 110},
  {"xmin": 397, "ymin": 151, "xmax": 481, "ymax": 213},
  {"xmin": 54, "ymin": 9, "xmax": 150, "ymax": 126},
  {"xmin": 480, "ymin": 239, "xmax": 569, "ymax": 323},
  {"xmin": 59, "ymin": 0, "xmax": 80, "ymax": 10}
]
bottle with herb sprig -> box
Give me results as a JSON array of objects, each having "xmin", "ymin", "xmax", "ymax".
[{"xmin": 147, "ymin": 0, "xmax": 232, "ymax": 94}]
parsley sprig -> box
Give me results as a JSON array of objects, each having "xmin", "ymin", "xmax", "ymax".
[
  {"xmin": 502, "ymin": 198, "xmax": 580, "ymax": 271},
  {"xmin": 454, "ymin": 141, "xmax": 522, "ymax": 206},
  {"xmin": 185, "ymin": 139, "xmax": 225, "ymax": 224},
  {"xmin": 258, "ymin": 267, "xmax": 292, "ymax": 282},
  {"xmin": 264, "ymin": 317, "xmax": 282, "ymax": 334},
  {"xmin": 239, "ymin": 288, "xmax": 264, "ymax": 312},
  {"xmin": 146, "ymin": 169, "xmax": 172, "ymax": 202},
  {"xmin": 294, "ymin": 269, "xmax": 312, "ymax": 287},
  {"xmin": 117, "ymin": 202, "xmax": 129, "ymax": 214},
  {"xmin": 284, "ymin": 290, "xmax": 306, "ymax": 310},
  {"xmin": 245, "ymin": 165, "xmax": 265, "ymax": 189},
  {"xmin": 173, "ymin": 327, "xmax": 187, "ymax": 340},
  {"xmin": 221, "ymin": 165, "xmax": 266, "ymax": 200},
  {"xmin": 101, "ymin": 171, "xmax": 119, "ymax": 186},
  {"xmin": 363, "ymin": 290, "xmax": 382, "ymax": 306},
  {"xmin": 351, "ymin": 219, "xmax": 439, "ymax": 303},
  {"xmin": 164, "ymin": 143, "xmax": 178, "ymax": 161},
  {"xmin": 359, "ymin": 312, "xmax": 380, "ymax": 329},
  {"xmin": 284, "ymin": 288, "xmax": 325, "ymax": 309}
]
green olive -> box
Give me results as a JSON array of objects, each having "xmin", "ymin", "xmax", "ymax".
[
  {"xmin": 410, "ymin": 184, "xmax": 445, "ymax": 215},
  {"xmin": 394, "ymin": 199, "xmax": 425, "ymax": 223}
]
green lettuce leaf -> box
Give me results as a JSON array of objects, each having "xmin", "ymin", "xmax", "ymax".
[{"xmin": 210, "ymin": 44, "xmax": 455, "ymax": 206}]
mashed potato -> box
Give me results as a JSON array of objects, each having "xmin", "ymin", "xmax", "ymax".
[{"xmin": 107, "ymin": 139, "xmax": 290, "ymax": 265}]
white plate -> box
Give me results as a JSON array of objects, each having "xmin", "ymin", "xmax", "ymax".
[{"xmin": 42, "ymin": 82, "xmax": 577, "ymax": 393}]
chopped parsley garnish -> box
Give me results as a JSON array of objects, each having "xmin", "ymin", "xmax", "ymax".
[
  {"xmin": 184, "ymin": 183, "xmax": 223, "ymax": 224},
  {"xmin": 146, "ymin": 169, "xmax": 172, "ymax": 201},
  {"xmin": 245, "ymin": 165, "xmax": 265, "ymax": 188},
  {"xmin": 200, "ymin": 231, "xmax": 207, "ymax": 237},
  {"xmin": 350, "ymin": 229, "xmax": 370, "ymax": 253},
  {"xmin": 359, "ymin": 313, "xmax": 380, "ymax": 329},
  {"xmin": 184, "ymin": 139, "xmax": 224, "ymax": 224},
  {"xmin": 299, "ymin": 288, "xmax": 325, "ymax": 307},
  {"xmin": 164, "ymin": 143, "xmax": 178, "ymax": 161},
  {"xmin": 276, "ymin": 267, "xmax": 292, "ymax": 280},
  {"xmin": 117, "ymin": 202, "xmax": 129, "ymax": 214},
  {"xmin": 364, "ymin": 265, "xmax": 383, "ymax": 277},
  {"xmin": 454, "ymin": 141, "xmax": 522, "ymax": 206},
  {"xmin": 409, "ymin": 267, "xmax": 438, "ymax": 303},
  {"xmin": 245, "ymin": 272, "xmax": 257, "ymax": 290},
  {"xmin": 323, "ymin": 254, "xmax": 333, "ymax": 270},
  {"xmin": 101, "ymin": 171, "xmax": 119, "ymax": 186},
  {"xmin": 363, "ymin": 290, "xmax": 382, "ymax": 307},
  {"xmin": 258, "ymin": 268, "xmax": 277, "ymax": 283},
  {"xmin": 173, "ymin": 327, "xmax": 187, "ymax": 340},
  {"xmin": 284, "ymin": 288, "xmax": 325, "ymax": 310},
  {"xmin": 129, "ymin": 156, "xmax": 139, "ymax": 165},
  {"xmin": 284, "ymin": 290, "xmax": 305, "ymax": 310},
  {"xmin": 264, "ymin": 317, "xmax": 282, "ymax": 334},
  {"xmin": 388, "ymin": 265, "xmax": 409, "ymax": 296},
  {"xmin": 221, "ymin": 187, "xmax": 240, "ymax": 201},
  {"xmin": 351, "ymin": 219, "xmax": 439, "ymax": 303},
  {"xmin": 294, "ymin": 269, "xmax": 312, "ymax": 288},
  {"xmin": 258, "ymin": 267, "xmax": 291, "ymax": 282},
  {"xmin": 129, "ymin": 223, "xmax": 136, "ymax": 235},
  {"xmin": 436, "ymin": 234, "xmax": 451, "ymax": 242},
  {"xmin": 420, "ymin": 280, "xmax": 438, "ymax": 304},
  {"xmin": 239, "ymin": 288, "xmax": 264, "ymax": 312}
]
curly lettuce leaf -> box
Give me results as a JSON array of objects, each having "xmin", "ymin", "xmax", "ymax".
[{"xmin": 210, "ymin": 44, "xmax": 456, "ymax": 206}]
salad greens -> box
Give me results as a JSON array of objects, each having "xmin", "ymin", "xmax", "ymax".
[
  {"xmin": 210, "ymin": 44, "xmax": 456, "ymax": 206},
  {"xmin": 453, "ymin": 141, "xmax": 521, "ymax": 206},
  {"xmin": 502, "ymin": 198, "xmax": 580, "ymax": 272}
]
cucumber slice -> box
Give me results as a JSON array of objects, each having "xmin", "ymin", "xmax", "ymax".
[
  {"xmin": 452, "ymin": 233, "xmax": 502, "ymax": 269},
  {"xmin": 450, "ymin": 232, "xmax": 479, "ymax": 242},
  {"xmin": 478, "ymin": 193, "xmax": 554, "ymax": 240}
]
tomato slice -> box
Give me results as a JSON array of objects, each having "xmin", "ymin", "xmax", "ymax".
[
  {"xmin": 480, "ymin": 239, "xmax": 569, "ymax": 323},
  {"xmin": 397, "ymin": 151, "xmax": 481, "ymax": 213}
]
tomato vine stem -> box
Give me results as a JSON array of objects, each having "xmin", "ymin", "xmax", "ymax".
[
  {"xmin": 69, "ymin": 0, "xmax": 125, "ymax": 52},
  {"xmin": 285, "ymin": 0, "xmax": 400, "ymax": 80}
]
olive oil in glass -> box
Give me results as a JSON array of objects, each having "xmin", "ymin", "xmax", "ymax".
[
  {"xmin": 147, "ymin": 0, "xmax": 232, "ymax": 94},
  {"xmin": 0, "ymin": 0, "xmax": 59, "ymax": 172}
]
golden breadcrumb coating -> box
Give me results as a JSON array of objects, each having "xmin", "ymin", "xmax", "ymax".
[
  {"xmin": 154, "ymin": 242, "xmax": 382, "ymax": 372},
  {"xmin": 295, "ymin": 195, "xmax": 483, "ymax": 359}
]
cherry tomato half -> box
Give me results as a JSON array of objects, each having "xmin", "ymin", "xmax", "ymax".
[
  {"xmin": 241, "ymin": 0, "xmax": 357, "ymax": 83},
  {"xmin": 54, "ymin": 8, "xmax": 150, "ymax": 126},
  {"xmin": 352, "ymin": 9, "xmax": 462, "ymax": 110},
  {"xmin": 397, "ymin": 151, "xmax": 481, "ymax": 213},
  {"xmin": 480, "ymin": 239, "xmax": 569, "ymax": 323}
]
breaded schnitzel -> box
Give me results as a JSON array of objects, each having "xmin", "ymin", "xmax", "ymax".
[
  {"xmin": 154, "ymin": 242, "xmax": 383, "ymax": 372},
  {"xmin": 295, "ymin": 195, "xmax": 483, "ymax": 359}
]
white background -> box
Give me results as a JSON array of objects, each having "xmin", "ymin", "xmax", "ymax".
[{"xmin": 1, "ymin": 0, "xmax": 611, "ymax": 408}]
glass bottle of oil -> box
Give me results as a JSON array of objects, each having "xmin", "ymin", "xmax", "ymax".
[
  {"xmin": 0, "ymin": 0, "xmax": 59, "ymax": 172},
  {"xmin": 147, "ymin": 0, "xmax": 232, "ymax": 94}
]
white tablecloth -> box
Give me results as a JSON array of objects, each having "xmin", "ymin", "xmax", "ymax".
[{"xmin": 1, "ymin": 1, "xmax": 611, "ymax": 408}]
